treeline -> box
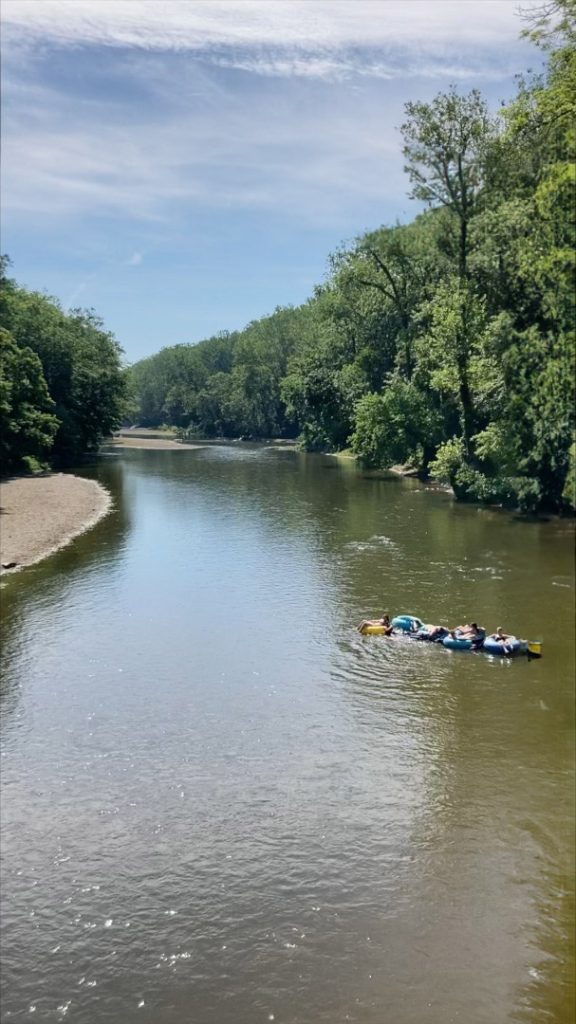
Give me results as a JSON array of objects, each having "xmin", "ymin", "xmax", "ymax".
[
  {"xmin": 0, "ymin": 259, "xmax": 126, "ymax": 474},
  {"xmin": 129, "ymin": 3, "xmax": 575, "ymax": 513}
]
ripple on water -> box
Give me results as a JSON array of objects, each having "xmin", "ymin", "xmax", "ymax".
[{"xmin": 0, "ymin": 446, "xmax": 573, "ymax": 1024}]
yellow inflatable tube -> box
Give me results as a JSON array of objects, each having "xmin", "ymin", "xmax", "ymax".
[{"xmin": 360, "ymin": 624, "xmax": 391, "ymax": 636}]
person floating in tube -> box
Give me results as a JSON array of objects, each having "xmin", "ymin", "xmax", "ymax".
[
  {"xmin": 357, "ymin": 613, "xmax": 393, "ymax": 634},
  {"xmin": 489, "ymin": 626, "xmax": 513, "ymax": 653}
]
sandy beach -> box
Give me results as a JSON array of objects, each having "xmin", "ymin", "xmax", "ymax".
[{"xmin": 0, "ymin": 474, "xmax": 112, "ymax": 574}]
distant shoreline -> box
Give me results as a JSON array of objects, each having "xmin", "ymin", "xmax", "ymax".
[
  {"xmin": 108, "ymin": 430, "xmax": 298, "ymax": 450},
  {"xmin": 0, "ymin": 474, "xmax": 111, "ymax": 575},
  {"xmin": 107, "ymin": 435, "xmax": 203, "ymax": 450}
]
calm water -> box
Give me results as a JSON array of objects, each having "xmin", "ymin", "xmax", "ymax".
[{"xmin": 1, "ymin": 445, "xmax": 574, "ymax": 1024}]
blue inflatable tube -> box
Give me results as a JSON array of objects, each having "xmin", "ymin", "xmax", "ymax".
[
  {"xmin": 443, "ymin": 635, "xmax": 473, "ymax": 651},
  {"xmin": 391, "ymin": 614, "xmax": 424, "ymax": 632},
  {"xmin": 483, "ymin": 635, "xmax": 522, "ymax": 657}
]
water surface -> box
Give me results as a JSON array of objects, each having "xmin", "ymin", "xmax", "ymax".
[{"xmin": 1, "ymin": 446, "xmax": 574, "ymax": 1024}]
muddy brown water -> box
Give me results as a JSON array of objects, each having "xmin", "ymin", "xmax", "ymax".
[{"xmin": 1, "ymin": 446, "xmax": 574, "ymax": 1024}]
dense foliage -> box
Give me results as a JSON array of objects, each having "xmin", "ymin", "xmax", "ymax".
[
  {"xmin": 0, "ymin": 260, "xmax": 126, "ymax": 474},
  {"xmin": 128, "ymin": 4, "xmax": 574, "ymax": 513}
]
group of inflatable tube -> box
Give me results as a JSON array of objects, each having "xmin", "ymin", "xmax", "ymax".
[{"xmin": 360, "ymin": 614, "xmax": 542, "ymax": 658}]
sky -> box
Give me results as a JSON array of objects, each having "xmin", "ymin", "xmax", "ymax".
[{"xmin": 1, "ymin": 0, "xmax": 542, "ymax": 363}]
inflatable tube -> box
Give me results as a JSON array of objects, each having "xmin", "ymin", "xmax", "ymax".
[
  {"xmin": 391, "ymin": 614, "xmax": 423, "ymax": 633},
  {"xmin": 483, "ymin": 635, "xmax": 521, "ymax": 657},
  {"xmin": 360, "ymin": 624, "xmax": 390, "ymax": 636},
  {"xmin": 442, "ymin": 635, "xmax": 473, "ymax": 651}
]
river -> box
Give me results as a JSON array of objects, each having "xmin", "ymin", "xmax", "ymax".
[{"xmin": 1, "ymin": 445, "xmax": 574, "ymax": 1024}]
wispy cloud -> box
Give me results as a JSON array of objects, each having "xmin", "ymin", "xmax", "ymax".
[
  {"xmin": 3, "ymin": 0, "xmax": 537, "ymax": 80},
  {"xmin": 1, "ymin": 54, "xmax": 405, "ymax": 225},
  {"xmin": 210, "ymin": 51, "xmax": 522, "ymax": 83},
  {"xmin": 1, "ymin": 0, "xmax": 538, "ymax": 229},
  {"xmin": 2, "ymin": 111, "xmax": 403, "ymax": 226}
]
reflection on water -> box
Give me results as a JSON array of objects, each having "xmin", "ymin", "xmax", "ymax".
[
  {"xmin": 0, "ymin": 461, "xmax": 131, "ymax": 718},
  {"xmin": 0, "ymin": 446, "xmax": 574, "ymax": 1024}
]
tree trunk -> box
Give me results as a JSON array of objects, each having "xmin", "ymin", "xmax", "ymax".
[
  {"xmin": 457, "ymin": 355, "xmax": 475, "ymax": 456},
  {"xmin": 459, "ymin": 217, "xmax": 468, "ymax": 280}
]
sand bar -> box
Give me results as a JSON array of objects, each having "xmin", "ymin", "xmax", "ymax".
[
  {"xmin": 108, "ymin": 436, "xmax": 202, "ymax": 450},
  {"xmin": 0, "ymin": 474, "xmax": 111, "ymax": 574}
]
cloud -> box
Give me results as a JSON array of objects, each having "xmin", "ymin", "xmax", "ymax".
[
  {"xmin": 1, "ymin": 0, "xmax": 538, "ymax": 229},
  {"xmin": 2, "ymin": 0, "xmax": 538, "ymax": 80},
  {"xmin": 210, "ymin": 52, "xmax": 520, "ymax": 83},
  {"xmin": 2, "ymin": 107, "xmax": 404, "ymax": 226},
  {"xmin": 126, "ymin": 252, "xmax": 144, "ymax": 266},
  {"xmin": 1, "ymin": 53, "xmax": 407, "ymax": 226}
]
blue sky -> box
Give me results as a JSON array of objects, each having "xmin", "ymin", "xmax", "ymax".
[{"xmin": 2, "ymin": 1, "xmax": 541, "ymax": 363}]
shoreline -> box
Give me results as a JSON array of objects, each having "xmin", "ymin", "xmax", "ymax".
[{"xmin": 0, "ymin": 474, "xmax": 112, "ymax": 575}]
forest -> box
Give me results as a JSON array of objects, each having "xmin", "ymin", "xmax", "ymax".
[{"xmin": 1, "ymin": 2, "xmax": 574, "ymax": 512}]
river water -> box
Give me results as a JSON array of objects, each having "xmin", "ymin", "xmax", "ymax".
[{"xmin": 1, "ymin": 445, "xmax": 574, "ymax": 1024}]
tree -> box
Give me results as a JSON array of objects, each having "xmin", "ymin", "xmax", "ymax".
[
  {"xmin": 0, "ymin": 328, "xmax": 59, "ymax": 474},
  {"xmin": 331, "ymin": 214, "xmax": 451, "ymax": 382},
  {"xmin": 1, "ymin": 283, "xmax": 126, "ymax": 465},
  {"xmin": 351, "ymin": 380, "xmax": 442, "ymax": 473},
  {"xmin": 520, "ymin": 0, "xmax": 576, "ymax": 50},
  {"xmin": 401, "ymin": 89, "xmax": 495, "ymax": 279}
]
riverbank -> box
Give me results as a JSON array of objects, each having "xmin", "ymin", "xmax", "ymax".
[{"xmin": 0, "ymin": 474, "xmax": 111, "ymax": 574}]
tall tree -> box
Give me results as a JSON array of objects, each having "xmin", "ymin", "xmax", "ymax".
[
  {"xmin": 401, "ymin": 91, "xmax": 496, "ymax": 455},
  {"xmin": 401, "ymin": 88, "xmax": 494, "ymax": 279}
]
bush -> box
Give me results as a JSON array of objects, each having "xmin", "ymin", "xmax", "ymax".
[{"xmin": 430, "ymin": 435, "xmax": 543, "ymax": 510}]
